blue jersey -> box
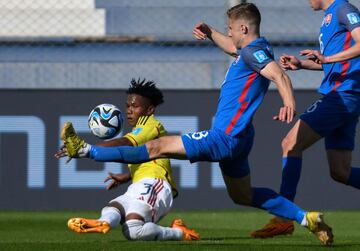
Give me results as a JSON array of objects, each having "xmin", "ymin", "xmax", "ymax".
[
  {"xmin": 213, "ymin": 37, "xmax": 274, "ymax": 137},
  {"xmin": 319, "ymin": 0, "xmax": 360, "ymax": 94}
]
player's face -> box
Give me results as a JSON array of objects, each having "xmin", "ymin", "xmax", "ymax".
[
  {"xmin": 126, "ymin": 94, "xmax": 154, "ymax": 126},
  {"xmin": 308, "ymin": 0, "xmax": 323, "ymax": 11},
  {"xmin": 228, "ymin": 18, "xmax": 246, "ymax": 48}
]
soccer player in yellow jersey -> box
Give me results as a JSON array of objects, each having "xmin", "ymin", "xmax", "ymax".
[{"xmin": 62, "ymin": 79, "xmax": 199, "ymax": 241}]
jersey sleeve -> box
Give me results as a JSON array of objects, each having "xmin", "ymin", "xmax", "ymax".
[
  {"xmin": 241, "ymin": 46, "xmax": 274, "ymax": 73},
  {"xmin": 123, "ymin": 117, "xmax": 161, "ymax": 146},
  {"xmin": 337, "ymin": 2, "xmax": 360, "ymax": 32}
]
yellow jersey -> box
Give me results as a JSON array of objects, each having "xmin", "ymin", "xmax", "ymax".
[{"xmin": 124, "ymin": 115, "xmax": 178, "ymax": 197}]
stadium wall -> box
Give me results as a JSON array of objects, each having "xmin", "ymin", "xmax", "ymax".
[{"xmin": 1, "ymin": 89, "xmax": 359, "ymax": 210}]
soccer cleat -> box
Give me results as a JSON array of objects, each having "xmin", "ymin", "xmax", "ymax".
[
  {"xmin": 171, "ymin": 219, "xmax": 200, "ymax": 241},
  {"xmin": 250, "ymin": 217, "xmax": 294, "ymax": 238},
  {"xmin": 306, "ymin": 212, "xmax": 334, "ymax": 246},
  {"xmin": 61, "ymin": 122, "xmax": 90, "ymax": 158},
  {"xmin": 67, "ymin": 218, "xmax": 110, "ymax": 234}
]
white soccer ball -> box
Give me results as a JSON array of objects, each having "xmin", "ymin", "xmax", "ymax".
[{"xmin": 88, "ymin": 104, "xmax": 123, "ymax": 139}]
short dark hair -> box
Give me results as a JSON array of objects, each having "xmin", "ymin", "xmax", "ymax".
[
  {"xmin": 227, "ymin": 3, "xmax": 261, "ymax": 28},
  {"xmin": 126, "ymin": 78, "xmax": 164, "ymax": 107}
]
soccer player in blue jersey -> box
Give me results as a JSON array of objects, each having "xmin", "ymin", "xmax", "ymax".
[
  {"xmin": 251, "ymin": 0, "xmax": 360, "ymax": 239},
  {"xmin": 58, "ymin": 3, "xmax": 333, "ymax": 245}
]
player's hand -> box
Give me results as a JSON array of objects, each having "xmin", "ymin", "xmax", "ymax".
[
  {"xmin": 54, "ymin": 144, "xmax": 72, "ymax": 163},
  {"xmin": 104, "ymin": 172, "xmax": 131, "ymax": 190},
  {"xmin": 300, "ymin": 49, "xmax": 329, "ymax": 64},
  {"xmin": 279, "ymin": 54, "xmax": 302, "ymax": 71},
  {"xmin": 273, "ymin": 106, "xmax": 296, "ymax": 124},
  {"xmin": 192, "ymin": 22, "xmax": 212, "ymax": 40}
]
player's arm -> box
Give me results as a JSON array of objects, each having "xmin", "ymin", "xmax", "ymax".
[
  {"xmin": 104, "ymin": 172, "xmax": 131, "ymax": 190},
  {"xmin": 279, "ymin": 54, "xmax": 323, "ymax": 71},
  {"xmin": 242, "ymin": 47, "xmax": 296, "ymax": 123},
  {"xmin": 314, "ymin": 27, "xmax": 360, "ymax": 63},
  {"xmin": 193, "ymin": 22, "xmax": 238, "ymax": 57},
  {"xmin": 301, "ymin": 5, "xmax": 360, "ymax": 64},
  {"xmin": 260, "ymin": 62, "xmax": 296, "ymax": 123}
]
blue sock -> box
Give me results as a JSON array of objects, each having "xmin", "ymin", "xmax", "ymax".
[
  {"xmin": 280, "ymin": 157, "xmax": 302, "ymax": 201},
  {"xmin": 252, "ymin": 187, "xmax": 305, "ymax": 224},
  {"xmin": 347, "ymin": 167, "xmax": 360, "ymax": 189},
  {"xmin": 89, "ymin": 145, "xmax": 150, "ymax": 164}
]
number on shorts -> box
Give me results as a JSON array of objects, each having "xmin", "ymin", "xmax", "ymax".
[
  {"xmin": 188, "ymin": 131, "xmax": 209, "ymax": 140},
  {"xmin": 141, "ymin": 183, "xmax": 152, "ymax": 195},
  {"xmin": 306, "ymin": 99, "xmax": 322, "ymax": 113}
]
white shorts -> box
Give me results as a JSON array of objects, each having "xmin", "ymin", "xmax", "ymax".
[{"xmin": 110, "ymin": 178, "xmax": 173, "ymax": 223}]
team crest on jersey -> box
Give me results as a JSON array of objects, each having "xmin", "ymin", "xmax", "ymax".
[
  {"xmin": 347, "ymin": 12, "xmax": 360, "ymax": 25},
  {"xmin": 253, "ymin": 50, "xmax": 268, "ymax": 63},
  {"xmin": 323, "ymin": 13, "xmax": 332, "ymax": 27}
]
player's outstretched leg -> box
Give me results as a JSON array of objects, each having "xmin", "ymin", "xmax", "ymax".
[
  {"xmin": 171, "ymin": 219, "xmax": 201, "ymax": 241},
  {"xmin": 249, "ymin": 187, "xmax": 333, "ymax": 245},
  {"xmin": 67, "ymin": 218, "xmax": 110, "ymax": 234}
]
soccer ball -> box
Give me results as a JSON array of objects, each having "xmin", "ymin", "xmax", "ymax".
[{"xmin": 88, "ymin": 104, "xmax": 123, "ymax": 139}]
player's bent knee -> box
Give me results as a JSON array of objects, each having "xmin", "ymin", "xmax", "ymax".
[
  {"xmin": 281, "ymin": 136, "xmax": 302, "ymax": 155},
  {"xmin": 330, "ymin": 169, "xmax": 348, "ymax": 184},
  {"xmin": 228, "ymin": 193, "xmax": 251, "ymax": 206}
]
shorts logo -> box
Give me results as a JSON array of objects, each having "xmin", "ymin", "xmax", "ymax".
[
  {"xmin": 347, "ymin": 13, "xmax": 360, "ymax": 25},
  {"xmin": 131, "ymin": 127, "xmax": 142, "ymax": 135},
  {"xmin": 253, "ymin": 50, "xmax": 268, "ymax": 63},
  {"xmin": 186, "ymin": 131, "xmax": 209, "ymax": 140}
]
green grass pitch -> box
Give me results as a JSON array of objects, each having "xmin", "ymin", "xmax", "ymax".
[{"xmin": 1, "ymin": 210, "xmax": 359, "ymax": 251}]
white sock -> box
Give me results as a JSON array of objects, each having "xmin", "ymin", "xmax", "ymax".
[
  {"xmin": 123, "ymin": 219, "xmax": 183, "ymax": 241},
  {"xmin": 300, "ymin": 214, "xmax": 307, "ymax": 226},
  {"xmin": 98, "ymin": 206, "xmax": 121, "ymax": 229},
  {"xmin": 142, "ymin": 222, "xmax": 183, "ymax": 241}
]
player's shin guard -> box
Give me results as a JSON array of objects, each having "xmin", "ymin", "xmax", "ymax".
[
  {"xmin": 89, "ymin": 145, "xmax": 150, "ymax": 164},
  {"xmin": 98, "ymin": 206, "xmax": 121, "ymax": 229},
  {"xmin": 347, "ymin": 167, "xmax": 360, "ymax": 189},
  {"xmin": 280, "ymin": 157, "xmax": 302, "ymax": 201},
  {"xmin": 251, "ymin": 187, "xmax": 305, "ymax": 225}
]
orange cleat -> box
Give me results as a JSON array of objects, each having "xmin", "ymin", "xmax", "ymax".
[
  {"xmin": 171, "ymin": 219, "xmax": 200, "ymax": 241},
  {"xmin": 67, "ymin": 217, "xmax": 111, "ymax": 234},
  {"xmin": 251, "ymin": 217, "xmax": 294, "ymax": 238}
]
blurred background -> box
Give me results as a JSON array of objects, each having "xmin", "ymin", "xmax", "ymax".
[{"xmin": 0, "ymin": 0, "xmax": 360, "ymax": 211}]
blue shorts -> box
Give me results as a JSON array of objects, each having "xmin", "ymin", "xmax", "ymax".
[
  {"xmin": 181, "ymin": 126, "xmax": 254, "ymax": 178},
  {"xmin": 300, "ymin": 91, "xmax": 360, "ymax": 150}
]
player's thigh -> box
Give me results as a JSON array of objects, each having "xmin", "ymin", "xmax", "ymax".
[
  {"xmin": 152, "ymin": 181, "xmax": 173, "ymax": 223},
  {"xmin": 146, "ymin": 135, "xmax": 187, "ymax": 159},
  {"xmin": 222, "ymin": 173, "xmax": 252, "ymax": 206},
  {"xmin": 182, "ymin": 129, "xmax": 238, "ymax": 163},
  {"xmin": 326, "ymin": 149, "xmax": 352, "ymax": 182},
  {"xmin": 282, "ymin": 119, "xmax": 322, "ymax": 155}
]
